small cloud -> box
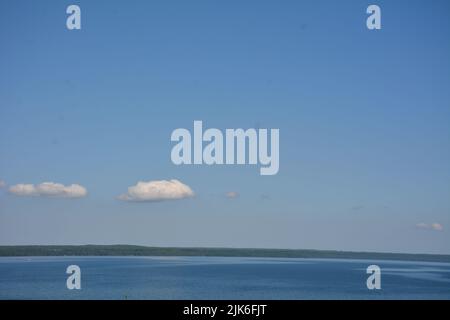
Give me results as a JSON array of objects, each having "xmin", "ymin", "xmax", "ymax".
[
  {"xmin": 118, "ymin": 179, "xmax": 194, "ymax": 202},
  {"xmin": 9, "ymin": 182, "xmax": 87, "ymax": 198},
  {"xmin": 0, "ymin": 180, "xmax": 5, "ymax": 188},
  {"xmin": 225, "ymin": 191, "xmax": 239, "ymax": 199},
  {"xmin": 431, "ymin": 223, "xmax": 444, "ymax": 231},
  {"xmin": 416, "ymin": 223, "xmax": 443, "ymax": 232},
  {"xmin": 261, "ymin": 194, "xmax": 270, "ymax": 200},
  {"xmin": 351, "ymin": 205, "xmax": 364, "ymax": 211}
]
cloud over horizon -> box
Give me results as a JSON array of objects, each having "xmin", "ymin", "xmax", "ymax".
[
  {"xmin": 118, "ymin": 179, "xmax": 194, "ymax": 202},
  {"xmin": 225, "ymin": 191, "xmax": 239, "ymax": 199},
  {"xmin": 8, "ymin": 182, "xmax": 87, "ymax": 198},
  {"xmin": 0, "ymin": 180, "xmax": 5, "ymax": 188},
  {"xmin": 416, "ymin": 223, "xmax": 444, "ymax": 231}
]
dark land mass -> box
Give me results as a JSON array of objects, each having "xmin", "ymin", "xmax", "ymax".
[{"xmin": 0, "ymin": 245, "xmax": 449, "ymax": 263}]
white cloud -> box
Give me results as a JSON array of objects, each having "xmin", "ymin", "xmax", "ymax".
[
  {"xmin": 416, "ymin": 222, "xmax": 444, "ymax": 231},
  {"xmin": 225, "ymin": 191, "xmax": 239, "ymax": 199},
  {"xmin": 118, "ymin": 179, "xmax": 194, "ymax": 202},
  {"xmin": 0, "ymin": 180, "xmax": 5, "ymax": 188},
  {"xmin": 9, "ymin": 182, "xmax": 87, "ymax": 198}
]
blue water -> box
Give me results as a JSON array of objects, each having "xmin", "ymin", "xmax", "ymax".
[{"xmin": 0, "ymin": 256, "xmax": 449, "ymax": 299}]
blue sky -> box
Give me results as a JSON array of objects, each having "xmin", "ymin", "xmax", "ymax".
[{"xmin": 1, "ymin": 0, "xmax": 449, "ymax": 253}]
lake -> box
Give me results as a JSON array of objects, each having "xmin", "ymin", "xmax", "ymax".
[{"xmin": 0, "ymin": 256, "xmax": 449, "ymax": 299}]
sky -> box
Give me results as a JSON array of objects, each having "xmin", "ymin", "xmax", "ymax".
[{"xmin": 0, "ymin": 0, "xmax": 449, "ymax": 254}]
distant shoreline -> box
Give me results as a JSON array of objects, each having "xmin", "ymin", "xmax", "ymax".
[{"xmin": 1, "ymin": 245, "xmax": 450, "ymax": 263}]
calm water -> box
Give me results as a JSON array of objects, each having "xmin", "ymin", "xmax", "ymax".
[{"xmin": 0, "ymin": 256, "xmax": 449, "ymax": 300}]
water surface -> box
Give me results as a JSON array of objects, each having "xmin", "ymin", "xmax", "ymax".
[{"xmin": 0, "ymin": 256, "xmax": 449, "ymax": 299}]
